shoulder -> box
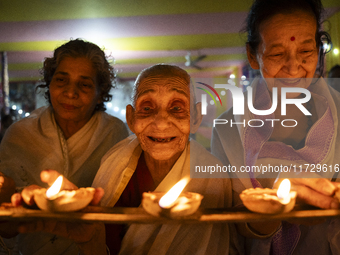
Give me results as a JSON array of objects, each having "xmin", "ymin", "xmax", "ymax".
[
  {"xmin": 6, "ymin": 106, "xmax": 50, "ymax": 134},
  {"xmin": 96, "ymin": 111, "xmax": 129, "ymax": 137},
  {"xmin": 212, "ymin": 107, "xmax": 235, "ymax": 134},
  {"xmin": 98, "ymin": 111, "xmax": 127, "ymax": 129},
  {"xmin": 328, "ymin": 84, "xmax": 340, "ymax": 104},
  {"xmin": 190, "ymin": 139, "xmax": 223, "ymax": 165},
  {"xmin": 100, "ymin": 135, "xmax": 138, "ymax": 162}
]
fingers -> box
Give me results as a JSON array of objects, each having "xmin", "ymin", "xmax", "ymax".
[
  {"xmin": 0, "ymin": 175, "xmax": 15, "ymax": 189},
  {"xmin": 40, "ymin": 170, "xmax": 62, "ymax": 186},
  {"xmin": 21, "ymin": 185, "xmax": 41, "ymax": 206},
  {"xmin": 291, "ymin": 178, "xmax": 337, "ymax": 196},
  {"xmin": 294, "ymin": 183, "xmax": 339, "ymax": 209},
  {"xmin": 90, "ymin": 188, "xmax": 104, "ymax": 206},
  {"xmin": 61, "ymin": 178, "xmax": 78, "ymax": 190},
  {"xmin": 0, "ymin": 175, "xmax": 16, "ymax": 203},
  {"xmin": 40, "ymin": 170, "xmax": 78, "ymax": 190},
  {"xmin": 11, "ymin": 193, "xmax": 23, "ymax": 207}
]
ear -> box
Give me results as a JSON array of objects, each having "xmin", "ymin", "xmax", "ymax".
[
  {"xmin": 246, "ymin": 43, "xmax": 260, "ymax": 70},
  {"xmin": 190, "ymin": 102, "xmax": 203, "ymax": 134},
  {"xmin": 126, "ymin": 105, "xmax": 136, "ymax": 133}
]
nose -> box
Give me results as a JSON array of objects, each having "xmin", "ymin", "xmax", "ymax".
[
  {"xmin": 153, "ymin": 110, "xmax": 171, "ymax": 130},
  {"xmin": 63, "ymin": 83, "xmax": 79, "ymax": 98},
  {"xmin": 283, "ymin": 53, "xmax": 300, "ymax": 76}
]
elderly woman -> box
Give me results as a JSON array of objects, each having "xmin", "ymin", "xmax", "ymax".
[
  {"xmin": 212, "ymin": 0, "xmax": 340, "ymax": 254},
  {"xmin": 91, "ymin": 64, "xmax": 234, "ymax": 254},
  {"xmin": 0, "ymin": 39, "xmax": 128, "ymax": 254}
]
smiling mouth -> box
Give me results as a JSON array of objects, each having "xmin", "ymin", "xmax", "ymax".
[
  {"xmin": 148, "ymin": 137, "xmax": 176, "ymax": 142},
  {"xmin": 61, "ymin": 104, "xmax": 77, "ymax": 110}
]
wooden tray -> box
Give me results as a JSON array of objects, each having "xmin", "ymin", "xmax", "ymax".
[{"xmin": 0, "ymin": 204, "xmax": 339, "ymax": 224}]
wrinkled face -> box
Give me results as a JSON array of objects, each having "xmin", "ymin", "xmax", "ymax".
[
  {"xmin": 128, "ymin": 75, "xmax": 190, "ymax": 162},
  {"xmin": 248, "ymin": 10, "xmax": 319, "ymax": 97},
  {"xmin": 49, "ymin": 57, "xmax": 100, "ymax": 126}
]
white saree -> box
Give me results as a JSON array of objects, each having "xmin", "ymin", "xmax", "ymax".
[
  {"xmin": 0, "ymin": 106, "xmax": 128, "ymax": 255},
  {"xmin": 92, "ymin": 135, "xmax": 238, "ymax": 255},
  {"xmin": 211, "ymin": 77, "xmax": 340, "ymax": 255}
]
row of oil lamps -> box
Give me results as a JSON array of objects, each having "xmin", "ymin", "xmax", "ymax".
[{"xmin": 33, "ymin": 175, "xmax": 297, "ymax": 217}]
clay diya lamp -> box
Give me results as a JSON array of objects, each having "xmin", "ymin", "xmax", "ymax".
[
  {"xmin": 240, "ymin": 179, "xmax": 297, "ymax": 214},
  {"xmin": 33, "ymin": 175, "xmax": 95, "ymax": 212},
  {"xmin": 142, "ymin": 176, "xmax": 203, "ymax": 218}
]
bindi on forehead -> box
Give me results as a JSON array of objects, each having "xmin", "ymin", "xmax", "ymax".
[{"xmin": 290, "ymin": 36, "xmax": 295, "ymax": 41}]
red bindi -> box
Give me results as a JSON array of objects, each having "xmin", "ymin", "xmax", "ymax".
[{"xmin": 290, "ymin": 36, "xmax": 295, "ymax": 41}]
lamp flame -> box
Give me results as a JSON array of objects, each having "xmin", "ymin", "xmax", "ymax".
[
  {"xmin": 159, "ymin": 176, "xmax": 190, "ymax": 209},
  {"xmin": 277, "ymin": 179, "xmax": 291, "ymax": 199},
  {"xmin": 46, "ymin": 176, "xmax": 63, "ymax": 198}
]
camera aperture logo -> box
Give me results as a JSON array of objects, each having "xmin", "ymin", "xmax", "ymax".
[
  {"xmin": 196, "ymin": 82, "xmax": 222, "ymax": 115},
  {"xmin": 197, "ymin": 82, "xmax": 312, "ymax": 128}
]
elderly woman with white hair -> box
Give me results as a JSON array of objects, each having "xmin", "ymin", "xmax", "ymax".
[{"xmin": 92, "ymin": 64, "xmax": 235, "ymax": 254}]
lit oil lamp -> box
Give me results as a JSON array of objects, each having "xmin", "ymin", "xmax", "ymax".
[
  {"xmin": 33, "ymin": 175, "xmax": 95, "ymax": 212},
  {"xmin": 142, "ymin": 176, "xmax": 203, "ymax": 218},
  {"xmin": 240, "ymin": 179, "xmax": 297, "ymax": 214}
]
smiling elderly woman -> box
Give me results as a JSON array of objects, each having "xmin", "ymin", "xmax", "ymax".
[
  {"xmin": 0, "ymin": 39, "xmax": 128, "ymax": 254},
  {"xmin": 91, "ymin": 64, "xmax": 235, "ymax": 255},
  {"xmin": 211, "ymin": 0, "xmax": 340, "ymax": 254}
]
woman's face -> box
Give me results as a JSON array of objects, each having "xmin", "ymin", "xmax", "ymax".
[
  {"xmin": 126, "ymin": 75, "xmax": 191, "ymax": 162},
  {"xmin": 49, "ymin": 57, "xmax": 100, "ymax": 126},
  {"xmin": 247, "ymin": 10, "xmax": 319, "ymax": 95}
]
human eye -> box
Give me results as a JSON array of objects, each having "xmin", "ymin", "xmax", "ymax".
[
  {"xmin": 143, "ymin": 106, "xmax": 152, "ymax": 111},
  {"xmin": 265, "ymin": 47, "xmax": 285, "ymax": 59},
  {"xmin": 81, "ymin": 83, "xmax": 93, "ymax": 88},
  {"xmin": 172, "ymin": 106, "xmax": 182, "ymax": 111},
  {"xmin": 300, "ymin": 49, "xmax": 314, "ymax": 56},
  {"xmin": 52, "ymin": 75, "xmax": 67, "ymax": 85},
  {"xmin": 136, "ymin": 101, "xmax": 155, "ymax": 116},
  {"xmin": 169, "ymin": 100, "xmax": 188, "ymax": 116},
  {"xmin": 269, "ymin": 52, "xmax": 284, "ymax": 58}
]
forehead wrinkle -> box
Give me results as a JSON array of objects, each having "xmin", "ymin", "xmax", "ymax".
[
  {"xmin": 266, "ymin": 43, "xmax": 284, "ymax": 50},
  {"xmin": 80, "ymin": 76, "xmax": 95, "ymax": 81},
  {"xmin": 55, "ymin": 71, "xmax": 68, "ymax": 76},
  {"xmin": 301, "ymin": 39, "xmax": 315, "ymax": 45},
  {"xmin": 135, "ymin": 76, "xmax": 189, "ymax": 101},
  {"xmin": 54, "ymin": 71, "xmax": 95, "ymax": 82}
]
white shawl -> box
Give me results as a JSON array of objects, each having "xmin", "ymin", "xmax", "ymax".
[
  {"xmin": 0, "ymin": 106, "xmax": 128, "ymax": 255},
  {"xmin": 0, "ymin": 106, "xmax": 128, "ymax": 188},
  {"xmin": 211, "ymin": 77, "xmax": 340, "ymax": 255},
  {"xmin": 93, "ymin": 135, "xmax": 236, "ymax": 255}
]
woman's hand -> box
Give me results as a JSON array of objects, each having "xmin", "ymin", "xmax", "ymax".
[
  {"xmin": 12, "ymin": 170, "xmax": 79, "ymax": 207},
  {"xmin": 275, "ymin": 177, "xmax": 339, "ymax": 209},
  {"xmin": 12, "ymin": 170, "xmax": 104, "ymax": 207},
  {"xmin": 0, "ymin": 172, "xmax": 16, "ymax": 204}
]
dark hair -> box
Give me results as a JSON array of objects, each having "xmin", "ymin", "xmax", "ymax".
[
  {"xmin": 37, "ymin": 38, "xmax": 115, "ymax": 111},
  {"xmin": 244, "ymin": 0, "xmax": 332, "ymax": 76},
  {"xmin": 329, "ymin": 64, "xmax": 340, "ymax": 76}
]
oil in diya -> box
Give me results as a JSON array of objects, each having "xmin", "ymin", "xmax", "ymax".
[
  {"xmin": 33, "ymin": 175, "xmax": 95, "ymax": 212},
  {"xmin": 240, "ymin": 179, "xmax": 297, "ymax": 214},
  {"xmin": 142, "ymin": 176, "xmax": 203, "ymax": 218}
]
